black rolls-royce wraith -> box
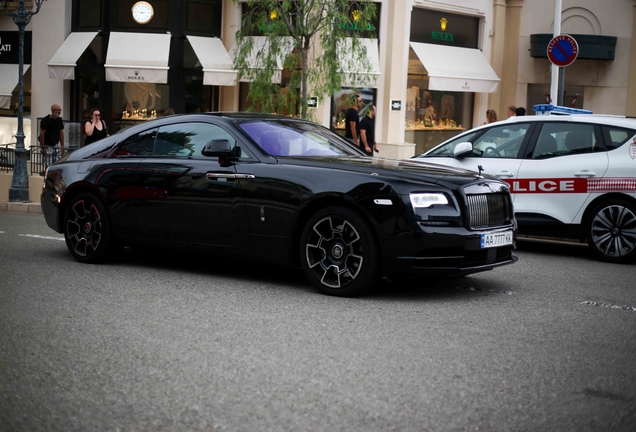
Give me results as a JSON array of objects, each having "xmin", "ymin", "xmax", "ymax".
[{"xmin": 41, "ymin": 113, "xmax": 517, "ymax": 296}]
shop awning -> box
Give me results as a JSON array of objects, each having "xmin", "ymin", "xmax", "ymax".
[
  {"xmin": 186, "ymin": 36, "xmax": 237, "ymax": 86},
  {"xmin": 409, "ymin": 42, "xmax": 500, "ymax": 93},
  {"xmin": 0, "ymin": 64, "xmax": 29, "ymax": 110},
  {"xmin": 47, "ymin": 32, "xmax": 98, "ymax": 80},
  {"xmin": 232, "ymin": 36, "xmax": 295, "ymax": 84},
  {"xmin": 105, "ymin": 32, "xmax": 171, "ymax": 83},
  {"xmin": 337, "ymin": 38, "xmax": 381, "ymax": 88}
]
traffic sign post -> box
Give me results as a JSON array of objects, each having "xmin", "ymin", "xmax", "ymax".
[{"xmin": 547, "ymin": 35, "xmax": 579, "ymax": 106}]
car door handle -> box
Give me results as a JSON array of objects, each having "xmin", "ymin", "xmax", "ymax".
[
  {"xmin": 495, "ymin": 170, "xmax": 515, "ymax": 178},
  {"xmin": 574, "ymin": 170, "xmax": 596, "ymax": 177},
  {"xmin": 206, "ymin": 172, "xmax": 236, "ymax": 180}
]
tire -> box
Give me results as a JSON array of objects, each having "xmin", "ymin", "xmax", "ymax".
[
  {"xmin": 63, "ymin": 192, "xmax": 120, "ymax": 263},
  {"xmin": 300, "ymin": 206, "xmax": 380, "ymax": 296},
  {"xmin": 585, "ymin": 199, "xmax": 636, "ymax": 264}
]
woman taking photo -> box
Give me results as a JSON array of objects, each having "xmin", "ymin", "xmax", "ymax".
[{"xmin": 84, "ymin": 109, "xmax": 109, "ymax": 146}]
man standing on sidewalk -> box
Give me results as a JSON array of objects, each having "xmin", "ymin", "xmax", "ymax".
[{"xmin": 39, "ymin": 104, "xmax": 65, "ymax": 175}]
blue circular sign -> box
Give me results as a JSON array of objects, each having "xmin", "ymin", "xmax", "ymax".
[{"xmin": 547, "ymin": 35, "xmax": 579, "ymax": 67}]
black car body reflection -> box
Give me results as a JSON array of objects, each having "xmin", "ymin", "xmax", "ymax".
[{"xmin": 42, "ymin": 113, "xmax": 517, "ymax": 296}]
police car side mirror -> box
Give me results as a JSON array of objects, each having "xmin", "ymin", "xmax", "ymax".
[{"xmin": 453, "ymin": 142, "xmax": 473, "ymax": 159}]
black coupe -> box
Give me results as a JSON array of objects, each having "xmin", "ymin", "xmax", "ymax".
[{"xmin": 41, "ymin": 113, "xmax": 517, "ymax": 296}]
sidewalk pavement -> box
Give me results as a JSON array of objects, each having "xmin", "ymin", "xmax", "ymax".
[{"xmin": 0, "ymin": 201, "xmax": 42, "ymax": 214}]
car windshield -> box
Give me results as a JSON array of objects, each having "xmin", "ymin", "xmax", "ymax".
[{"xmin": 239, "ymin": 120, "xmax": 363, "ymax": 157}]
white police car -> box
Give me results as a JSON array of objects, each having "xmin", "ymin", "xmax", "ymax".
[{"xmin": 412, "ymin": 104, "xmax": 636, "ymax": 263}]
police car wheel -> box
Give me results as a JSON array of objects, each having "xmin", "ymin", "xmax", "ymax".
[{"xmin": 585, "ymin": 199, "xmax": 636, "ymax": 264}]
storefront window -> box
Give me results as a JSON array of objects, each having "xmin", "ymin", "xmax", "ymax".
[
  {"xmin": 112, "ymin": 82, "xmax": 169, "ymax": 131},
  {"xmin": 331, "ymin": 87, "xmax": 375, "ymax": 135},
  {"xmin": 76, "ymin": 0, "xmax": 102, "ymax": 29},
  {"xmin": 77, "ymin": 70, "xmax": 101, "ymax": 122}
]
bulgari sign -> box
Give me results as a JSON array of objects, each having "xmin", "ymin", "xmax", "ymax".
[{"xmin": 0, "ymin": 31, "xmax": 33, "ymax": 64}]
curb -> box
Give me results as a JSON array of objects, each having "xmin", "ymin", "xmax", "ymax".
[{"xmin": 0, "ymin": 201, "xmax": 42, "ymax": 215}]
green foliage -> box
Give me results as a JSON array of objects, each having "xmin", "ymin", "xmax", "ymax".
[{"xmin": 232, "ymin": 0, "xmax": 378, "ymax": 120}]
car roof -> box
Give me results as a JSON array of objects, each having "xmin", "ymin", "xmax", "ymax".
[{"xmin": 477, "ymin": 114, "xmax": 636, "ymax": 130}]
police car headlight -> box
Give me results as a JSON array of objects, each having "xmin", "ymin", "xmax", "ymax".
[{"xmin": 410, "ymin": 193, "xmax": 448, "ymax": 209}]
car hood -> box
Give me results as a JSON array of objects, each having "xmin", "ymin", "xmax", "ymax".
[{"xmin": 279, "ymin": 156, "xmax": 501, "ymax": 189}]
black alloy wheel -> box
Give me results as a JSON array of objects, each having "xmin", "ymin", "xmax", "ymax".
[
  {"xmin": 586, "ymin": 199, "xmax": 636, "ymax": 264},
  {"xmin": 300, "ymin": 206, "xmax": 380, "ymax": 296},
  {"xmin": 64, "ymin": 193, "xmax": 120, "ymax": 263}
]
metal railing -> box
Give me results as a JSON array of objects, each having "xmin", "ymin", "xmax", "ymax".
[
  {"xmin": 0, "ymin": 144, "xmax": 16, "ymax": 173},
  {"xmin": 0, "ymin": 144, "xmax": 76, "ymax": 176}
]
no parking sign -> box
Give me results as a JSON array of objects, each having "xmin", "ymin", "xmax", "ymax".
[{"xmin": 547, "ymin": 34, "xmax": 579, "ymax": 67}]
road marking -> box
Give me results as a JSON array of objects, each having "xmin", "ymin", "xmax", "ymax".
[
  {"xmin": 0, "ymin": 231, "xmax": 5, "ymax": 234},
  {"xmin": 19, "ymin": 234, "xmax": 65, "ymax": 241},
  {"xmin": 456, "ymin": 286, "xmax": 513, "ymax": 295},
  {"xmin": 581, "ymin": 301, "xmax": 636, "ymax": 312}
]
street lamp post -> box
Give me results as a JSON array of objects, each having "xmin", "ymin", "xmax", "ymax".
[{"xmin": 2, "ymin": 0, "xmax": 47, "ymax": 202}]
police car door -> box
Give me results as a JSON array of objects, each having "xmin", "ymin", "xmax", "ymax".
[
  {"xmin": 513, "ymin": 121, "xmax": 609, "ymax": 224},
  {"xmin": 444, "ymin": 122, "xmax": 534, "ymax": 201}
]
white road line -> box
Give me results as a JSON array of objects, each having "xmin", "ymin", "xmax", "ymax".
[
  {"xmin": 19, "ymin": 234, "xmax": 65, "ymax": 241},
  {"xmin": 0, "ymin": 231, "xmax": 5, "ymax": 234}
]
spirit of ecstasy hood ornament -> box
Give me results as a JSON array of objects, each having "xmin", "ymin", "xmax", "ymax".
[{"xmin": 477, "ymin": 165, "xmax": 484, "ymax": 176}]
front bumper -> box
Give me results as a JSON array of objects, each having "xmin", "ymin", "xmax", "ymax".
[{"xmin": 382, "ymin": 224, "xmax": 518, "ymax": 276}]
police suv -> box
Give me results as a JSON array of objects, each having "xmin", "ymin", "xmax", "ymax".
[{"xmin": 413, "ymin": 104, "xmax": 636, "ymax": 263}]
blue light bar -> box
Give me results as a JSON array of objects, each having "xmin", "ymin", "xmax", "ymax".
[{"xmin": 533, "ymin": 104, "xmax": 593, "ymax": 115}]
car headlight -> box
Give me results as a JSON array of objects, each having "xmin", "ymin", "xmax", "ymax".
[{"xmin": 410, "ymin": 193, "xmax": 448, "ymax": 209}]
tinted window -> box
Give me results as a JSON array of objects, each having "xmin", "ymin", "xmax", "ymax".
[
  {"xmin": 601, "ymin": 126, "xmax": 636, "ymax": 150},
  {"xmin": 471, "ymin": 123, "xmax": 530, "ymax": 158},
  {"xmin": 532, "ymin": 123, "xmax": 599, "ymax": 159},
  {"xmin": 239, "ymin": 120, "xmax": 363, "ymax": 156},
  {"xmin": 423, "ymin": 131, "xmax": 479, "ymax": 157},
  {"xmin": 117, "ymin": 128, "xmax": 158, "ymax": 156},
  {"xmin": 154, "ymin": 122, "xmax": 237, "ymax": 158}
]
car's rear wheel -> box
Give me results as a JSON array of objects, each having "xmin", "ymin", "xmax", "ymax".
[
  {"xmin": 64, "ymin": 193, "xmax": 120, "ymax": 263},
  {"xmin": 300, "ymin": 206, "xmax": 380, "ymax": 296},
  {"xmin": 585, "ymin": 199, "xmax": 636, "ymax": 263}
]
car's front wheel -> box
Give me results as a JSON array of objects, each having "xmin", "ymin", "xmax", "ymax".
[
  {"xmin": 585, "ymin": 199, "xmax": 636, "ymax": 263},
  {"xmin": 300, "ymin": 206, "xmax": 380, "ymax": 296},
  {"xmin": 63, "ymin": 192, "xmax": 120, "ymax": 263}
]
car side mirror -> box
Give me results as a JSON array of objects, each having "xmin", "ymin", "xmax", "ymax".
[
  {"xmin": 453, "ymin": 142, "xmax": 473, "ymax": 159},
  {"xmin": 201, "ymin": 139, "xmax": 232, "ymax": 157}
]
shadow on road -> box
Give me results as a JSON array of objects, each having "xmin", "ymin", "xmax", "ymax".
[{"xmin": 102, "ymin": 247, "xmax": 511, "ymax": 301}]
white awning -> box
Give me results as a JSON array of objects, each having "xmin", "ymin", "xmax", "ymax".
[
  {"xmin": 105, "ymin": 32, "xmax": 171, "ymax": 83},
  {"xmin": 337, "ymin": 38, "xmax": 381, "ymax": 88},
  {"xmin": 232, "ymin": 36, "xmax": 295, "ymax": 84},
  {"xmin": 409, "ymin": 42, "xmax": 500, "ymax": 93},
  {"xmin": 0, "ymin": 64, "xmax": 30, "ymax": 110},
  {"xmin": 47, "ymin": 32, "xmax": 98, "ymax": 80},
  {"xmin": 186, "ymin": 36, "xmax": 237, "ymax": 86}
]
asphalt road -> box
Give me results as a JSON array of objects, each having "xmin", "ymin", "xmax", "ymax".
[{"xmin": 1, "ymin": 212, "xmax": 635, "ymax": 431}]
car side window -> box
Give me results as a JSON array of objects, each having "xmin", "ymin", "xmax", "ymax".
[
  {"xmin": 601, "ymin": 126, "xmax": 636, "ymax": 150},
  {"xmin": 531, "ymin": 123, "xmax": 598, "ymax": 159},
  {"xmin": 154, "ymin": 122, "xmax": 238, "ymax": 158},
  {"xmin": 117, "ymin": 128, "xmax": 158, "ymax": 156},
  {"xmin": 471, "ymin": 123, "xmax": 530, "ymax": 159},
  {"xmin": 424, "ymin": 132, "xmax": 478, "ymax": 156}
]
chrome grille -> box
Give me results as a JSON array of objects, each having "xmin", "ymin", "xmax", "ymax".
[{"xmin": 467, "ymin": 193, "xmax": 511, "ymax": 229}]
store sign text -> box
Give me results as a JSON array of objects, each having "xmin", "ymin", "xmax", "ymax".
[
  {"xmin": 431, "ymin": 32, "xmax": 454, "ymax": 42},
  {"xmin": 0, "ymin": 39, "xmax": 12, "ymax": 55}
]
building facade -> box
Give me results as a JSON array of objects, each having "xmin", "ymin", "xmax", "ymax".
[{"xmin": 1, "ymin": 0, "xmax": 636, "ymax": 161}]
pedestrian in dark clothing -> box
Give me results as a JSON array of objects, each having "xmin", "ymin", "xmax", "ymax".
[
  {"xmin": 84, "ymin": 108, "xmax": 109, "ymax": 146},
  {"xmin": 515, "ymin": 107, "xmax": 526, "ymax": 116},
  {"xmin": 359, "ymin": 105, "xmax": 377, "ymax": 156},
  {"xmin": 39, "ymin": 104, "xmax": 65, "ymax": 174},
  {"xmin": 344, "ymin": 94, "xmax": 363, "ymax": 146}
]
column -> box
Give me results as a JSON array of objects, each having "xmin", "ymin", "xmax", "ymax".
[
  {"xmin": 488, "ymin": 0, "xmax": 507, "ymax": 117},
  {"xmin": 627, "ymin": 0, "xmax": 636, "ymax": 116},
  {"xmin": 377, "ymin": 0, "xmax": 415, "ymax": 159},
  {"xmin": 499, "ymin": 0, "xmax": 524, "ymax": 114}
]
